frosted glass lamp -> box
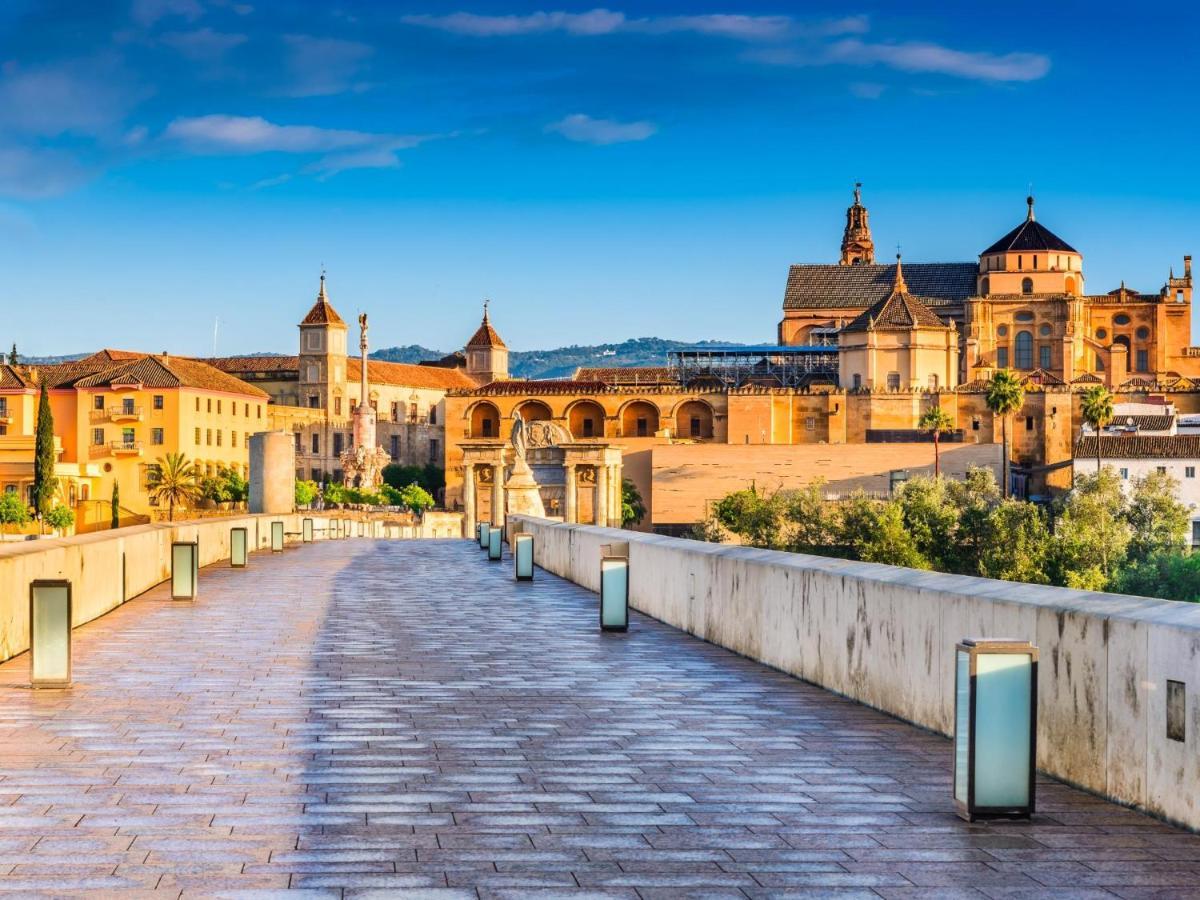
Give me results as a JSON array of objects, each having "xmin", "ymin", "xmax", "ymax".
[
  {"xmin": 954, "ymin": 638, "xmax": 1038, "ymax": 821},
  {"xmin": 513, "ymin": 532, "xmax": 534, "ymax": 581},
  {"xmin": 479, "ymin": 520, "xmax": 491, "ymax": 549},
  {"xmin": 30, "ymin": 580, "xmax": 72, "ymax": 689},
  {"xmin": 487, "ymin": 526, "xmax": 502, "ymax": 561},
  {"xmin": 600, "ymin": 556, "xmax": 629, "ymax": 632},
  {"xmin": 171, "ymin": 541, "xmax": 199, "ymax": 600},
  {"xmin": 230, "ymin": 527, "xmax": 248, "ymax": 568},
  {"xmin": 302, "ymin": 517, "xmax": 313, "ymax": 543},
  {"xmin": 271, "ymin": 520, "xmax": 284, "ymax": 552}
]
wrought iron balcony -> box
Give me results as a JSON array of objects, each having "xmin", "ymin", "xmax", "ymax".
[{"xmin": 110, "ymin": 440, "xmax": 143, "ymax": 455}]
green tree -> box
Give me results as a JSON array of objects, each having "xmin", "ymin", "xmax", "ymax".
[
  {"xmin": 398, "ymin": 483, "xmax": 436, "ymax": 514},
  {"xmin": 0, "ymin": 491, "xmax": 30, "ymax": 535},
  {"xmin": 111, "ymin": 480, "xmax": 120, "ymax": 529},
  {"xmin": 1125, "ymin": 470, "xmax": 1189, "ymax": 563},
  {"xmin": 44, "ymin": 503, "xmax": 75, "ymax": 534},
  {"xmin": 32, "ymin": 383, "xmax": 56, "ymax": 523},
  {"xmin": 979, "ymin": 500, "xmax": 1050, "ymax": 584},
  {"xmin": 985, "ymin": 370, "xmax": 1024, "ymax": 499},
  {"xmin": 147, "ymin": 452, "xmax": 200, "ymax": 521},
  {"xmin": 621, "ymin": 478, "xmax": 646, "ymax": 528},
  {"xmin": 295, "ymin": 479, "xmax": 318, "ymax": 508},
  {"xmin": 1080, "ymin": 385, "xmax": 1115, "ymax": 474},
  {"xmin": 1111, "ymin": 552, "xmax": 1200, "ymax": 603},
  {"xmin": 7, "ymin": 343, "xmax": 16, "ymax": 365},
  {"xmin": 712, "ymin": 485, "xmax": 784, "ymax": 549},
  {"xmin": 382, "ymin": 463, "xmax": 445, "ymax": 496},
  {"xmin": 918, "ymin": 406, "xmax": 955, "ymax": 478},
  {"xmin": 894, "ymin": 476, "xmax": 958, "ymax": 570},
  {"xmin": 780, "ymin": 481, "xmax": 840, "ymax": 555},
  {"xmin": 223, "ymin": 467, "xmax": 248, "ymax": 504},
  {"xmin": 838, "ymin": 493, "xmax": 928, "ymax": 569},
  {"xmin": 685, "ymin": 517, "xmax": 725, "ymax": 543},
  {"xmin": 1050, "ymin": 469, "xmax": 1130, "ymax": 590},
  {"xmin": 944, "ymin": 467, "xmax": 1001, "ymax": 574}
]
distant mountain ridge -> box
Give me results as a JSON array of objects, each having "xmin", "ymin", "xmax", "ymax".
[{"xmin": 371, "ymin": 338, "xmax": 746, "ymax": 380}]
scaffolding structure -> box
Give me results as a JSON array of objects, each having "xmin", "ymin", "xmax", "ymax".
[{"xmin": 668, "ymin": 343, "xmax": 840, "ymax": 389}]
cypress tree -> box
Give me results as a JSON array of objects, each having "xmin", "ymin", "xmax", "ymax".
[
  {"xmin": 7, "ymin": 343, "xmax": 16, "ymax": 365},
  {"xmin": 111, "ymin": 480, "xmax": 120, "ymax": 529},
  {"xmin": 32, "ymin": 383, "xmax": 56, "ymax": 522}
]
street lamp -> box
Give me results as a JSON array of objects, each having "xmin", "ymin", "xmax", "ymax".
[
  {"xmin": 487, "ymin": 525, "xmax": 503, "ymax": 561},
  {"xmin": 230, "ymin": 527, "xmax": 248, "ymax": 568},
  {"xmin": 271, "ymin": 520, "xmax": 284, "ymax": 552},
  {"xmin": 954, "ymin": 638, "xmax": 1038, "ymax": 821},
  {"xmin": 600, "ymin": 555, "xmax": 629, "ymax": 632},
  {"xmin": 171, "ymin": 540, "xmax": 199, "ymax": 600},
  {"xmin": 513, "ymin": 532, "xmax": 534, "ymax": 581},
  {"xmin": 302, "ymin": 517, "xmax": 314, "ymax": 543},
  {"xmin": 29, "ymin": 580, "xmax": 72, "ymax": 689},
  {"xmin": 479, "ymin": 520, "xmax": 491, "ymax": 549}
]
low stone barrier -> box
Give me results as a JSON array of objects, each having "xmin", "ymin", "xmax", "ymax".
[{"xmin": 509, "ymin": 514, "xmax": 1200, "ymax": 831}]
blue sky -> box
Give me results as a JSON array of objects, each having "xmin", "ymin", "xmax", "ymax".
[{"xmin": 1, "ymin": 1, "xmax": 1197, "ymax": 357}]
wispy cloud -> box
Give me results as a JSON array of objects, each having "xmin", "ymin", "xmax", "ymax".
[
  {"xmin": 546, "ymin": 113, "xmax": 656, "ymax": 145},
  {"xmin": 402, "ymin": 10, "xmax": 626, "ymax": 37},
  {"xmin": 164, "ymin": 114, "xmax": 439, "ymax": 177},
  {"xmin": 0, "ymin": 145, "xmax": 92, "ymax": 199},
  {"xmin": 161, "ymin": 27, "xmax": 247, "ymax": 61},
  {"xmin": 0, "ymin": 58, "xmax": 146, "ymax": 138},
  {"xmin": 131, "ymin": 0, "xmax": 205, "ymax": 28},
  {"xmin": 826, "ymin": 39, "xmax": 1050, "ymax": 82},
  {"xmin": 281, "ymin": 34, "xmax": 373, "ymax": 97}
]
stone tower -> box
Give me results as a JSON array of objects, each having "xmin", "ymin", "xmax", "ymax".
[
  {"xmin": 840, "ymin": 182, "xmax": 875, "ymax": 266},
  {"xmin": 297, "ymin": 273, "xmax": 348, "ymax": 411},
  {"xmin": 465, "ymin": 301, "xmax": 509, "ymax": 384}
]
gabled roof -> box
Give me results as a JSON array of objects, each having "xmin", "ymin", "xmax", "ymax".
[
  {"xmin": 1022, "ymin": 368, "xmax": 1067, "ymax": 387},
  {"xmin": 1075, "ymin": 435, "xmax": 1200, "ymax": 460},
  {"xmin": 841, "ymin": 259, "xmax": 948, "ymax": 332},
  {"xmin": 204, "ymin": 355, "xmax": 299, "ymax": 374},
  {"xmin": 71, "ymin": 355, "xmax": 271, "ymax": 398},
  {"xmin": 982, "ymin": 198, "xmax": 1077, "ymax": 255},
  {"xmin": 347, "ymin": 358, "xmax": 476, "ymax": 391},
  {"xmin": 783, "ymin": 262, "xmax": 976, "ymax": 310},
  {"xmin": 0, "ymin": 365, "xmax": 32, "ymax": 389},
  {"xmin": 300, "ymin": 275, "xmax": 346, "ymax": 327}
]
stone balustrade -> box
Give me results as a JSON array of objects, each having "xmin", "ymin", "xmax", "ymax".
[{"xmin": 509, "ymin": 514, "xmax": 1200, "ymax": 831}]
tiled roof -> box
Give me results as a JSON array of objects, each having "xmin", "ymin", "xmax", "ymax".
[
  {"xmin": 72, "ymin": 355, "xmax": 271, "ymax": 398},
  {"xmin": 1075, "ymin": 435, "xmax": 1200, "ymax": 460},
  {"xmin": 466, "ymin": 314, "xmax": 506, "ymax": 349},
  {"xmin": 843, "ymin": 290, "xmax": 947, "ymax": 332},
  {"xmin": 982, "ymin": 218, "xmax": 1077, "ymax": 255},
  {"xmin": 1022, "ymin": 368, "xmax": 1067, "ymax": 386},
  {"xmin": 0, "ymin": 365, "xmax": 31, "ymax": 389},
  {"xmin": 1072, "ymin": 373, "xmax": 1104, "ymax": 384},
  {"xmin": 574, "ymin": 366, "xmax": 677, "ymax": 386},
  {"xmin": 1112, "ymin": 414, "xmax": 1175, "ymax": 431},
  {"xmin": 300, "ymin": 277, "xmax": 346, "ymax": 327},
  {"xmin": 347, "ymin": 358, "xmax": 476, "ymax": 391},
  {"xmin": 783, "ymin": 263, "xmax": 976, "ymax": 310},
  {"xmin": 205, "ymin": 355, "xmax": 300, "ymax": 374},
  {"xmin": 77, "ymin": 349, "xmax": 146, "ymax": 365},
  {"xmin": 469, "ymin": 379, "xmax": 608, "ymax": 396}
]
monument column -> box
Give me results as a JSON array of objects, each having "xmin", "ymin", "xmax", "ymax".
[
  {"xmin": 564, "ymin": 463, "xmax": 577, "ymax": 524},
  {"xmin": 491, "ymin": 460, "xmax": 505, "ymax": 528},
  {"xmin": 462, "ymin": 464, "xmax": 475, "ymax": 537},
  {"xmin": 609, "ymin": 463, "xmax": 622, "ymax": 527},
  {"xmin": 594, "ymin": 463, "xmax": 608, "ymax": 527}
]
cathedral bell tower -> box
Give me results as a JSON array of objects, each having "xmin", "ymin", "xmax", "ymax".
[{"xmin": 840, "ymin": 183, "xmax": 875, "ymax": 266}]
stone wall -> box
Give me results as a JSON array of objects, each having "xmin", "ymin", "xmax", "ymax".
[{"xmin": 509, "ymin": 515, "xmax": 1200, "ymax": 831}]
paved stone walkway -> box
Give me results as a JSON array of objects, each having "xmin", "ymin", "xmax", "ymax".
[{"xmin": 1, "ymin": 540, "xmax": 1199, "ymax": 898}]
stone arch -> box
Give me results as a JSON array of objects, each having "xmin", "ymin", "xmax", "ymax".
[
  {"xmin": 467, "ymin": 400, "xmax": 501, "ymax": 438},
  {"xmin": 1065, "ymin": 275, "xmax": 1077, "ymax": 296},
  {"xmin": 673, "ymin": 399, "xmax": 714, "ymax": 440},
  {"xmin": 566, "ymin": 399, "xmax": 606, "ymax": 439},
  {"xmin": 516, "ymin": 400, "xmax": 553, "ymax": 422},
  {"xmin": 619, "ymin": 399, "xmax": 660, "ymax": 437}
]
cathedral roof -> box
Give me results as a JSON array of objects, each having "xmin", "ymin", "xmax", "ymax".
[
  {"xmin": 981, "ymin": 197, "xmax": 1077, "ymax": 255},
  {"xmin": 784, "ymin": 262, "xmax": 976, "ymax": 310},
  {"xmin": 300, "ymin": 275, "xmax": 346, "ymax": 327},
  {"xmin": 842, "ymin": 258, "xmax": 949, "ymax": 332},
  {"xmin": 466, "ymin": 307, "xmax": 507, "ymax": 349}
]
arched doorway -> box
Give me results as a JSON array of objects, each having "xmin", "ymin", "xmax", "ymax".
[
  {"xmin": 567, "ymin": 400, "xmax": 606, "ymax": 439},
  {"xmin": 469, "ymin": 401, "xmax": 501, "ymax": 438},
  {"xmin": 621, "ymin": 400, "xmax": 660, "ymax": 437},
  {"xmin": 517, "ymin": 400, "xmax": 553, "ymax": 422},
  {"xmin": 674, "ymin": 400, "xmax": 714, "ymax": 440}
]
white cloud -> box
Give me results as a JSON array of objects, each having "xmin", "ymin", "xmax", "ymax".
[
  {"xmin": 281, "ymin": 34, "xmax": 373, "ymax": 97},
  {"xmin": 0, "ymin": 59, "xmax": 145, "ymax": 138},
  {"xmin": 0, "ymin": 145, "xmax": 91, "ymax": 199},
  {"xmin": 161, "ymin": 28, "xmax": 248, "ymax": 61},
  {"xmin": 546, "ymin": 113, "xmax": 656, "ymax": 145},
  {"xmin": 826, "ymin": 39, "xmax": 1050, "ymax": 82},
  {"xmin": 402, "ymin": 9, "xmax": 625, "ymax": 37}
]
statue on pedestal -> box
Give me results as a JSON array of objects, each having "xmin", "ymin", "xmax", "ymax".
[{"xmin": 341, "ymin": 312, "xmax": 391, "ymax": 489}]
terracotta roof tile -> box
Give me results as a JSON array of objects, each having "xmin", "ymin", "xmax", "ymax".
[
  {"xmin": 205, "ymin": 355, "xmax": 299, "ymax": 374},
  {"xmin": 0, "ymin": 365, "xmax": 31, "ymax": 389},
  {"xmin": 466, "ymin": 314, "xmax": 506, "ymax": 349},
  {"xmin": 348, "ymin": 358, "xmax": 476, "ymax": 390},
  {"xmin": 784, "ymin": 263, "xmax": 976, "ymax": 310},
  {"xmin": 72, "ymin": 355, "xmax": 271, "ymax": 398},
  {"xmin": 843, "ymin": 290, "xmax": 947, "ymax": 332},
  {"xmin": 300, "ymin": 276, "xmax": 346, "ymax": 327},
  {"xmin": 574, "ymin": 366, "xmax": 676, "ymax": 386},
  {"xmin": 469, "ymin": 379, "xmax": 608, "ymax": 396},
  {"xmin": 1075, "ymin": 435, "xmax": 1200, "ymax": 460}
]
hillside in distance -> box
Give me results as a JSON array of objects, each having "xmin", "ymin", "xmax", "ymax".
[{"xmin": 371, "ymin": 337, "xmax": 746, "ymax": 380}]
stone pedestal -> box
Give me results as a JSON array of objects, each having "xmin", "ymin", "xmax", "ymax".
[
  {"xmin": 249, "ymin": 431, "xmax": 295, "ymax": 514},
  {"xmin": 505, "ymin": 457, "xmax": 546, "ymax": 519}
]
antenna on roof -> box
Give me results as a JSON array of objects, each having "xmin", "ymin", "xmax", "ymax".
[{"xmin": 212, "ymin": 317, "xmax": 219, "ymax": 357}]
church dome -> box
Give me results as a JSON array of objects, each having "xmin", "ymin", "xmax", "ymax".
[{"xmin": 981, "ymin": 196, "xmax": 1076, "ymax": 255}]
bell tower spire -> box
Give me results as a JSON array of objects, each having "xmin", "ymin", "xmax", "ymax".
[{"xmin": 840, "ymin": 182, "xmax": 875, "ymax": 266}]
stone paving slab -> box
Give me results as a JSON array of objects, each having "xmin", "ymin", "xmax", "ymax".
[{"xmin": 0, "ymin": 538, "xmax": 1198, "ymax": 897}]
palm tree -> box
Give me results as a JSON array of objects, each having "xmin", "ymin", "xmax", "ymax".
[
  {"xmin": 146, "ymin": 452, "xmax": 199, "ymax": 522},
  {"xmin": 985, "ymin": 370, "xmax": 1025, "ymax": 499},
  {"xmin": 1080, "ymin": 385, "xmax": 1115, "ymax": 474},
  {"xmin": 919, "ymin": 406, "xmax": 955, "ymax": 478}
]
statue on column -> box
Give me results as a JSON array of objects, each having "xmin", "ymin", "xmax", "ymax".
[
  {"xmin": 340, "ymin": 312, "xmax": 391, "ymax": 489},
  {"xmin": 504, "ymin": 410, "xmax": 547, "ymax": 518}
]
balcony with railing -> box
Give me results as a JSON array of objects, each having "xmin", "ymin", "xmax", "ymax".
[
  {"xmin": 109, "ymin": 440, "xmax": 143, "ymax": 456},
  {"xmin": 91, "ymin": 405, "xmax": 144, "ymax": 423}
]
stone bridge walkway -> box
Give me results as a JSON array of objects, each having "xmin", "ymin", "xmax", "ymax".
[{"xmin": 0, "ymin": 540, "xmax": 1198, "ymax": 898}]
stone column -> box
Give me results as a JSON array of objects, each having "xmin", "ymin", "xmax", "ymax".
[
  {"xmin": 491, "ymin": 461, "xmax": 505, "ymax": 528},
  {"xmin": 610, "ymin": 463, "xmax": 623, "ymax": 527},
  {"xmin": 564, "ymin": 463, "xmax": 577, "ymax": 524},
  {"xmin": 594, "ymin": 463, "xmax": 608, "ymax": 527},
  {"xmin": 462, "ymin": 464, "xmax": 475, "ymax": 538}
]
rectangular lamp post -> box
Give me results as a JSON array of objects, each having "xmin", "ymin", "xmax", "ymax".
[
  {"xmin": 302, "ymin": 517, "xmax": 314, "ymax": 543},
  {"xmin": 171, "ymin": 540, "xmax": 199, "ymax": 600},
  {"xmin": 487, "ymin": 526, "xmax": 503, "ymax": 561},
  {"xmin": 230, "ymin": 527, "xmax": 248, "ymax": 568},
  {"xmin": 271, "ymin": 520, "xmax": 284, "ymax": 552},
  {"xmin": 478, "ymin": 520, "xmax": 491, "ymax": 549},
  {"xmin": 954, "ymin": 638, "xmax": 1038, "ymax": 822},
  {"xmin": 513, "ymin": 532, "xmax": 534, "ymax": 581},
  {"xmin": 29, "ymin": 580, "xmax": 72, "ymax": 689},
  {"xmin": 600, "ymin": 556, "xmax": 629, "ymax": 632}
]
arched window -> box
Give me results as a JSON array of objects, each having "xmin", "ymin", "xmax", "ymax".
[
  {"xmin": 1065, "ymin": 276, "xmax": 1077, "ymax": 295},
  {"xmin": 980, "ymin": 277, "xmax": 990, "ymax": 295},
  {"xmin": 1021, "ymin": 277, "xmax": 1034, "ymax": 294},
  {"xmin": 1015, "ymin": 331, "xmax": 1034, "ymax": 368}
]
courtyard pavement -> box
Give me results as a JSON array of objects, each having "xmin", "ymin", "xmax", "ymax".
[{"xmin": 0, "ymin": 539, "xmax": 1199, "ymax": 898}]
